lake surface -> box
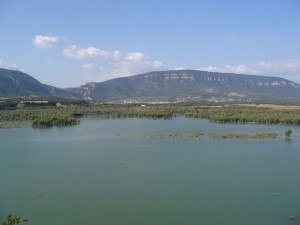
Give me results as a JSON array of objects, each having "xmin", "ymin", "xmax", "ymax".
[{"xmin": 1, "ymin": 117, "xmax": 300, "ymax": 225}]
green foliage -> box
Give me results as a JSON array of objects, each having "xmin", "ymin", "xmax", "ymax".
[
  {"xmin": 0, "ymin": 101, "xmax": 18, "ymax": 110},
  {"xmin": 184, "ymin": 106, "xmax": 300, "ymax": 125},
  {"xmin": 1, "ymin": 104, "xmax": 300, "ymax": 128},
  {"xmin": 32, "ymin": 116, "xmax": 79, "ymax": 128},
  {"xmin": 285, "ymin": 129, "xmax": 292, "ymax": 140},
  {"xmin": 2, "ymin": 213, "xmax": 27, "ymax": 225},
  {"xmin": 285, "ymin": 129, "xmax": 292, "ymax": 137}
]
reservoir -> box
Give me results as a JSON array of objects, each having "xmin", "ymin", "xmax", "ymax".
[{"xmin": 1, "ymin": 117, "xmax": 300, "ymax": 225}]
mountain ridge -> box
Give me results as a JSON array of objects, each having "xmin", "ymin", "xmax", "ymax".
[
  {"xmin": 1, "ymin": 68, "xmax": 300, "ymax": 103},
  {"xmin": 0, "ymin": 68, "xmax": 78, "ymax": 98},
  {"xmin": 69, "ymin": 70, "xmax": 300, "ymax": 103}
]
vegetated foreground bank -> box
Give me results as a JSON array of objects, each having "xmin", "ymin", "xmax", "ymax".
[{"xmin": 1, "ymin": 103, "xmax": 300, "ymax": 128}]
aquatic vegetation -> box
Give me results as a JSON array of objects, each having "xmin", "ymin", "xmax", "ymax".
[
  {"xmin": 32, "ymin": 116, "xmax": 79, "ymax": 128},
  {"xmin": 184, "ymin": 106, "xmax": 300, "ymax": 125},
  {"xmin": 204, "ymin": 132, "xmax": 278, "ymax": 140},
  {"xmin": 2, "ymin": 213, "xmax": 28, "ymax": 225},
  {"xmin": 128, "ymin": 131, "xmax": 279, "ymax": 141},
  {"xmin": 1, "ymin": 104, "xmax": 300, "ymax": 128},
  {"xmin": 285, "ymin": 129, "xmax": 293, "ymax": 140}
]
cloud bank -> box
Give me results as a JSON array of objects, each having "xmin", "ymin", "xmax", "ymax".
[
  {"xmin": 63, "ymin": 45, "xmax": 121, "ymax": 60},
  {"xmin": 33, "ymin": 35, "xmax": 60, "ymax": 48},
  {"xmin": 201, "ymin": 58, "xmax": 300, "ymax": 83},
  {"xmin": 31, "ymin": 35, "xmax": 300, "ymax": 85},
  {"xmin": 63, "ymin": 45, "xmax": 164, "ymax": 81},
  {"xmin": 30, "ymin": 35, "xmax": 164, "ymax": 83}
]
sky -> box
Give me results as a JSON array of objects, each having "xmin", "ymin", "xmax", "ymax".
[{"xmin": 0, "ymin": 0, "xmax": 300, "ymax": 88}]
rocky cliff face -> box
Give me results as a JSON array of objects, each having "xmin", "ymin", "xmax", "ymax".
[{"xmin": 70, "ymin": 70, "xmax": 300, "ymax": 103}]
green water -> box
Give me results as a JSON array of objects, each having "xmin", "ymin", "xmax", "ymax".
[{"xmin": 1, "ymin": 117, "xmax": 300, "ymax": 225}]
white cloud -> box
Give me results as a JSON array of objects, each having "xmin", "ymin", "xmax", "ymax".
[
  {"xmin": 63, "ymin": 45, "xmax": 121, "ymax": 60},
  {"xmin": 200, "ymin": 58, "xmax": 300, "ymax": 83},
  {"xmin": 152, "ymin": 60, "xmax": 164, "ymax": 68},
  {"xmin": 82, "ymin": 63, "xmax": 96, "ymax": 70},
  {"xmin": 33, "ymin": 35, "xmax": 60, "ymax": 48},
  {"xmin": 113, "ymin": 52, "xmax": 164, "ymax": 77},
  {"xmin": 0, "ymin": 60, "xmax": 24, "ymax": 71},
  {"xmin": 65, "ymin": 44, "xmax": 164, "ymax": 81},
  {"xmin": 82, "ymin": 56, "xmax": 164, "ymax": 80},
  {"xmin": 125, "ymin": 52, "xmax": 144, "ymax": 62}
]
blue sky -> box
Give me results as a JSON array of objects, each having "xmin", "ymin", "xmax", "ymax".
[{"xmin": 1, "ymin": 0, "xmax": 300, "ymax": 87}]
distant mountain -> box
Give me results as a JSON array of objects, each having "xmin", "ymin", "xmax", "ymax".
[
  {"xmin": 0, "ymin": 68, "xmax": 76, "ymax": 98},
  {"xmin": 1, "ymin": 68, "xmax": 300, "ymax": 103},
  {"xmin": 70, "ymin": 70, "xmax": 300, "ymax": 103}
]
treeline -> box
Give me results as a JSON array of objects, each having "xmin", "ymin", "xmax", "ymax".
[
  {"xmin": 0, "ymin": 97, "xmax": 89, "ymax": 110},
  {"xmin": 0, "ymin": 104, "xmax": 300, "ymax": 128},
  {"xmin": 184, "ymin": 106, "xmax": 300, "ymax": 125}
]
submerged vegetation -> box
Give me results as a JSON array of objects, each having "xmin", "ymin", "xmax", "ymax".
[
  {"xmin": 189, "ymin": 132, "xmax": 279, "ymax": 140},
  {"xmin": 0, "ymin": 101, "xmax": 300, "ymax": 128},
  {"xmin": 117, "ymin": 131, "xmax": 279, "ymax": 141}
]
